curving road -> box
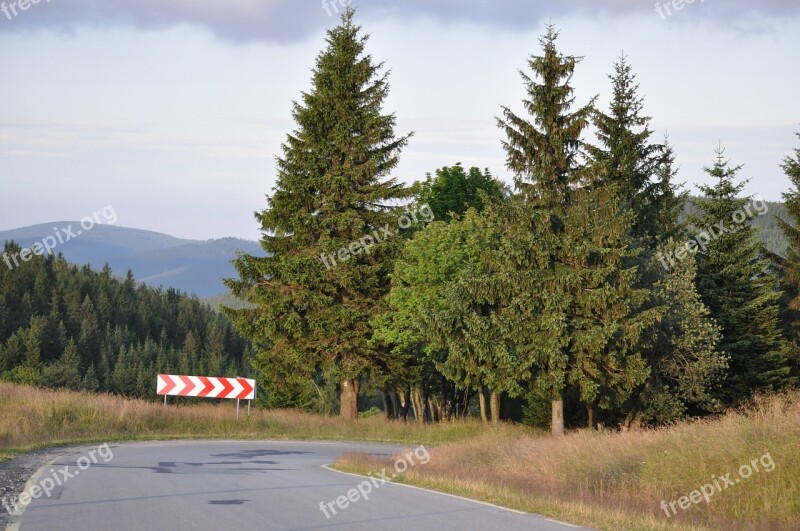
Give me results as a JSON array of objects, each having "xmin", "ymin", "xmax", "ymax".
[{"xmin": 9, "ymin": 441, "xmax": 585, "ymax": 530}]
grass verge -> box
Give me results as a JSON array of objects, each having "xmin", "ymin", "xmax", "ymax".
[
  {"xmin": 0, "ymin": 382, "xmax": 486, "ymax": 460},
  {"xmin": 333, "ymin": 391, "xmax": 800, "ymax": 531}
]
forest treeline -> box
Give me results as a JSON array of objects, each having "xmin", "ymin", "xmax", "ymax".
[
  {"xmin": 224, "ymin": 10, "xmax": 800, "ymax": 434},
  {"xmin": 0, "ymin": 244, "xmax": 253, "ymax": 397}
]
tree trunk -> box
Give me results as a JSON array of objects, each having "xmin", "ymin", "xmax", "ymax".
[
  {"xmin": 381, "ymin": 387, "xmax": 395, "ymax": 420},
  {"xmin": 422, "ymin": 384, "xmax": 432, "ymax": 422},
  {"xmin": 339, "ymin": 378, "xmax": 359, "ymax": 420},
  {"xmin": 478, "ymin": 387, "xmax": 488, "ymax": 423},
  {"xmin": 440, "ymin": 376, "xmax": 450, "ymax": 421},
  {"xmin": 551, "ymin": 397, "xmax": 564, "ymax": 436},
  {"xmin": 390, "ymin": 390, "xmax": 400, "ymax": 420},
  {"xmin": 396, "ymin": 386, "xmax": 410, "ymax": 421},
  {"xmin": 428, "ymin": 397, "xmax": 439, "ymax": 422},
  {"xmin": 489, "ymin": 389, "xmax": 501, "ymax": 424},
  {"xmin": 586, "ymin": 403, "xmax": 595, "ymax": 429},
  {"xmin": 410, "ymin": 386, "xmax": 426, "ymax": 423}
]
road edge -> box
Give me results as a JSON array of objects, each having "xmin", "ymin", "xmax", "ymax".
[
  {"xmin": 4, "ymin": 453, "xmax": 61, "ymax": 531},
  {"xmin": 320, "ymin": 463, "xmax": 581, "ymax": 528}
]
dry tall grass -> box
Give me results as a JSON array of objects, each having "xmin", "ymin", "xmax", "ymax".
[
  {"xmin": 0, "ymin": 382, "xmax": 486, "ymax": 459},
  {"xmin": 335, "ymin": 391, "xmax": 800, "ymax": 530}
]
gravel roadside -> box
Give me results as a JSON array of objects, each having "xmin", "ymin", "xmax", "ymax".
[{"xmin": 0, "ymin": 448, "xmax": 77, "ymax": 529}]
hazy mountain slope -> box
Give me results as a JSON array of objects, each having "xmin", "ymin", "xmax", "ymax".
[
  {"xmin": 682, "ymin": 199, "xmax": 789, "ymax": 256},
  {"xmin": 0, "ymin": 224, "xmax": 262, "ymax": 297}
]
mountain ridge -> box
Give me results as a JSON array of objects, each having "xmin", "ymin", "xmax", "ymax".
[{"xmin": 0, "ymin": 224, "xmax": 262, "ymax": 298}]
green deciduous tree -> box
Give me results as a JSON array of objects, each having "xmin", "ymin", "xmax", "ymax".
[{"xmin": 413, "ymin": 164, "xmax": 505, "ymax": 222}]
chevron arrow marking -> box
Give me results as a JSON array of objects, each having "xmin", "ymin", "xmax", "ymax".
[{"xmin": 157, "ymin": 374, "xmax": 256, "ymax": 401}]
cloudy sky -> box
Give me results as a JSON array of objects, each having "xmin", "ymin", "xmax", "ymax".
[{"xmin": 1, "ymin": 0, "xmax": 798, "ymax": 240}]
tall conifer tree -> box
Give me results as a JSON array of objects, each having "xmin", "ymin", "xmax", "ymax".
[
  {"xmin": 498, "ymin": 26, "xmax": 655, "ymax": 434},
  {"xmin": 224, "ymin": 9, "xmax": 411, "ymax": 419},
  {"xmin": 498, "ymin": 25, "xmax": 592, "ymax": 435},
  {"xmin": 694, "ymin": 148, "xmax": 793, "ymax": 404},
  {"xmin": 589, "ymin": 56, "xmax": 663, "ymax": 247},
  {"xmin": 776, "ymin": 133, "xmax": 800, "ymax": 380}
]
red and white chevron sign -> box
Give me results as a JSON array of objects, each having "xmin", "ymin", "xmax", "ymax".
[{"xmin": 156, "ymin": 374, "xmax": 256, "ymax": 400}]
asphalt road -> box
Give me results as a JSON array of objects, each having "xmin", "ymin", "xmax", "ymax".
[{"xmin": 11, "ymin": 441, "xmax": 585, "ymax": 531}]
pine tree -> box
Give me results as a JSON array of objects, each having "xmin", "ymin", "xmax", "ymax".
[
  {"xmin": 694, "ymin": 147, "xmax": 794, "ymax": 404},
  {"xmin": 224, "ymin": 8, "xmax": 411, "ymax": 420}
]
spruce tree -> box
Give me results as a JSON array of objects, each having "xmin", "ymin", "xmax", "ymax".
[
  {"xmin": 60, "ymin": 339, "xmax": 83, "ymax": 391},
  {"xmin": 777, "ymin": 132, "xmax": 800, "ymax": 380},
  {"xmin": 497, "ymin": 25, "xmax": 593, "ymax": 435},
  {"xmin": 635, "ymin": 240, "xmax": 726, "ymax": 424},
  {"xmin": 498, "ymin": 25, "xmax": 594, "ymax": 205},
  {"xmin": 559, "ymin": 182, "xmax": 655, "ymax": 428},
  {"xmin": 652, "ymin": 139, "xmax": 688, "ymax": 246},
  {"xmin": 224, "ymin": 9, "xmax": 411, "ymax": 420},
  {"xmin": 589, "ymin": 56, "xmax": 663, "ymax": 247},
  {"xmin": 624, "ymin": 138, "xmax": 727, "ymax": 425},
  {"xmin": 694, "ymin": 147, "xmax": 793, "ymax": 404},
  {"xmin": 498, "ymin": 26, "xmax": 655, "ymax": 434}
]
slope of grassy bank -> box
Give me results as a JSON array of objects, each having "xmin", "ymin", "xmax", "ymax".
[
  {"xmin": 0, "ymin": 382, "xmax": 487, "ymax": 460},
  {"xmin": 335, "ymin": 392, "xmax": 800, "ymax": 531}
]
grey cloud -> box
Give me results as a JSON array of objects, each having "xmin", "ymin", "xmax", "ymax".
[{"xmin": 0, "ymin": 0, "xmax": 797, "ymax": 43}]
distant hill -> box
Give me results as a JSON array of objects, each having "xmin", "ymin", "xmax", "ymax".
[
  {"xmin": 0, "ymin": 223, "xmax": 263, "ymax": 298},
  {"xmin": 682, "ymin": 199, "xmax": 789, "ymax": 257}
]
